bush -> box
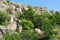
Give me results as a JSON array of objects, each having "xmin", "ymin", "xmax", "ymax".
[
  {"xmin": 0, "ymin": 11, "xmax": 10, "ymax": 25},
  {"xmin": 32, "ymin": 14, "xmax": 42, "ymax": 28},
  {"xmin": 3, "ymin": 32, "xmax": 22, "ymax": 40},
  {"xmin": 23, "ymin": 7, "xmax": 35, "ymax": 20},
  {"xmin": 19, "ymin": 30, "xmax": 37, "ymax": 40},
  {"xmin": 39, "ymin": 13, "xmax": 55, "ymax": 34},
  {"xmin": 6, "ymin": 8, "xmax": 12, "ymax": 14},
  {"xmin": 54, "ymin": 12, "xmax": 60, "ymax": 25},
  {"xmin": 16, "ymin": 12, "xmax": 25, "ymax": 19},
  {"xmin": 20, "ymin": 30, "xmax": 51, "ymax": 40},
  {"xmin": 15, "ymin": 4, "xmax": 20, "ymax": 8},
  {"xmin": 21, "ymin": 19, "xmax": 34, "ymax": 30}
]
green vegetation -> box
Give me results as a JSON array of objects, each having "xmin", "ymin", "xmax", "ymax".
[
  {"xmin": 19, "ymin": 30, "xmax": 36, "ymax": 40},
  {"xmin": 2, "ymin": 30, "xmax": 50, "ymax": 40},
  {"xmin": 2, "ymin": 32, "xmax": 22, "ymax": 40},
  {"xmin": 15, "ymin": 4, "xmax": 20, "ymax": 8},
  {"xmin": 0, "ymin": 11, "xmax": 10, "ymax": 26},
  {"xmin": 21, "ymin": 19, "xmax": 34, "ymax": 30},
  {"xmin": 0, "ymin": 5, "xmax": 60, "ymax": 40},
  {"xmin": 6, "ymin": 8, "xmax": 12, "ymax": 14},
  {"xmin": 54, "ymin": 12, "xmax": 60, "ymax": 25},
  {"xmin": 15, "ymin": 7, "xmax": 60, "ymax": 40}
]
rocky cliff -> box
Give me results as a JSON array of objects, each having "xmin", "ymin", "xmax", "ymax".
[{"xmin": 0, "ymin": 0, "xmax": 53, "ymax": 14}]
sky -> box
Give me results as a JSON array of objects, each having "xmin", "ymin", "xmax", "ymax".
[{"xmin": 10, "ymin": 0, "xmax": 60, "ymax": 11}]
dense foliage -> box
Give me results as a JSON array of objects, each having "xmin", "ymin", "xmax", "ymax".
[
  {"xmin": 0, "ymin": 6, "xmax": 60, "ymax": 40},
  {"xmin": 16, "ymin": 7, "xmax": 60, "ymax": 40},
  {"xmin": 2, "ymin": 30, "xmax": 50, "ymax": 40},
  {"xmin": 2, "ymin": 32, "xmax": 22, "ymax": 40},
  {"xmin": 21, "ymin": 19, "xmax": 34, "ymax": 30}
]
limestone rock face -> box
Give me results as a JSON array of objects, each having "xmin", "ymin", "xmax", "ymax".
[
  {"xmin": 0, "ymin": 25, "xmax": 7, "ymax": 35},
  {"xmin": 0, "ymin": 0, "xmax": 52, "ymax": 14},
  {"xmin": 7, "ymin": 22, "xmax": 17, "ymax": 31},
  {"xmin": 19, "ymin": 25, "xmax": 22, "ymax": 32},
  {"xmin": 7, "ymin": 15, "xmax": 17, "ymax": 31}
]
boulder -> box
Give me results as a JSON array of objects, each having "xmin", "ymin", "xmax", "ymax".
[
  {"xmin": 34, "ymin": 28, "xmax": 43, "ymax": 34},
  {"xmin": 19, "ymin": 25, "xmax": 22, "ymax": 32}
]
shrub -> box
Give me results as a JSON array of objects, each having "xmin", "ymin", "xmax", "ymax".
[
  {"xmin": 54, "ymin": 12, "xmax": 60, "ymax": 25},
  {"xmin": 21, "ymin": 19, "xmax": 34, "ymax": 30},
  {"xmin": 15, "ymin": 4, "xmax": 19, "ymax": 8},
  {"xmin": 32, "ymin": 14, "xmax": 42, "ymax": 28},
  {"xmin": 20, "ymin": 30, "xmax": 51, "ymax": 40},
  {"xmin": 3, "ymin": 32, "xmax": 22, "ymax": 40},
  {"xmin": 23, "ymin": 7, "xmax": 35, "ymax": 20},
  {"xmin": 19, "ymin": 30, "xmax": 37, "ymax": 40},
  {"xmin": 0, "ymin": 11, "xmax": 10, "ymax": 25},
  {"xmin": 6, "ymin": 8, "xmax": 12, "ymax": 14},
  {"xmin": 16, "ymin": 12, "xmax": 25, "ymax": 19}
]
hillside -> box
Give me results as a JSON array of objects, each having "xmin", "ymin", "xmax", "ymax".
[{"xmin": 0, "ymin": 0, "xmax": 60, "ymax": 40}]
